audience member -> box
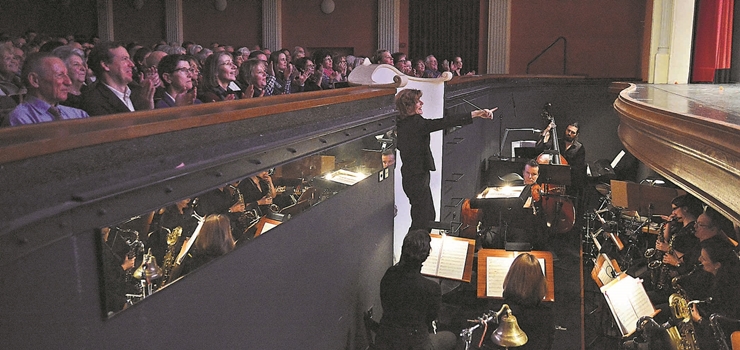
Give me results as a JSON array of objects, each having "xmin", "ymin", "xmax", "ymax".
[
  {"xmin": 234, "ymin": 47, "xmax": 251, "ymax": 67},
  {"xmin": 423, "ymin": 55, "xmax": 441, "ymax": 78},
  {"xmin": 248, "ymin": 50, "xmax": 268, "ymax": 62},
  {"xmin": 292, "ymin": 46, "xmax": 306, "ymax": 61},
  {"xmin": 266, "ymin": 50, "xmax": 291, "ymax": 96},
  {"xmin": 82, "ymin": 41, "xmax": 155, "ymax": 115},
  {"xmin": 8, "ymin": 52, "xmax": 89, "ymax": 126},
  {"xmin": 155, "ymin": 54, "xmax": 200, "ymax": 108},
  {"xmin": 450, "ymin": 56, "xmax": 474, "ymax": 76},
  {"xmin": 412, "ymin": 58, "xmax": 425, "ymax": 78},
  {"xmin": 331, "ymin": 54, "xmax": 348, "ymax": 82},
  {"xmin": 372, "ymin": 49, "xmax": 393, "ymax": 65},
  {"xmin": 312, "ymin": 49, "xmax": 339, "ymax": 89},
  {"xmin": 0, "ymin": 44, "xmax": 23, "ymax": 96},
  {"xmin": 198, "ymin": 51, "xmax": 241, "ymax": 102},
  {"xmin": 291, "ymin": 57, "xmax": 318, "ymax": 92},
  {"xmin": 237, "ymin": 58, "xmax": 268, "ymax": 98},
  {"xmin": 51, "ymin": 45, "xmax": 88, "ymax": 109}
]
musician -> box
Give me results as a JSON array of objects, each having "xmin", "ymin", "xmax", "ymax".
[
  {"xmin": 495, "ymin": 253, "xmax": 555, "ymax": 350},
  {"xmin": 194, "ymin": 184, "xmax": 246, "ymax": 240},
  {"xmin": 238, "ymin": 170, "xmax": 277, "ymax": 215},
  {"xmin": 99, "ymin": 227, "xmax": 137, "ymax": 314},
  {"xmin": 146, "ymin": 198, "xmax": 199, "ymax": 270},
  {"xmin": 655, "ymin": 195, "xmax": 703, "ymax": 276},
  {"xmin": 375, "ymin": 229, "xmax": 458, "ymax": 350},
  {"xmin": 395, "ymin": 88, "xmax": 495, "ymax": 231},
  {"xmin": 535, "ymin": 121, "xmax": 586, "ymax": 199},
  {"xmin": 690, "ymin": 238, "xmax": 740, "ymax": 350},
  {"xmin": 178, "ymin": 214, "xmax": 235, "ymax": 276}
]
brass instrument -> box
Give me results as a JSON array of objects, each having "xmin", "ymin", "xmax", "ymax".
[
  {"xmin": 159, "ymin": 226, "xmax": 182, "ymax": 285},
  {"xmin": 666, "ymin": 275, "xmax": 701, "ymax": 350}
]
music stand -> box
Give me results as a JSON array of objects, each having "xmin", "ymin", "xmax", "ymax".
[
  {"xmin": 537, "ymin": 163, "xmax": 571, "ymax": 186},
  {"xmin": 469, "ymin": 184, "xmax": 532, "ymax": 250}
]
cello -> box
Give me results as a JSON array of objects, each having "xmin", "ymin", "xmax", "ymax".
[{"xmin": 535, "ymin": 104, "xmax": 576, "ymax": 234}]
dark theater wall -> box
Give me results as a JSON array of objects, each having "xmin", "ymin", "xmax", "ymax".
[
  {"xmin": 281, "ymin": 0, "xmax": 377, "ymax": 57},
  {"xmin": 182, "ymin": 0, "xmax": 262, "ymax": 49},
  {"xmin": 113, "ymin": 0, "xmax": 165, "ymax": 46},
  {"xmin": 0, "ymin": 0, "xmax": 97, "ymax": 39}
]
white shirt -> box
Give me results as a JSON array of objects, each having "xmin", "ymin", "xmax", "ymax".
[{"xmin": 103, "ymin": 83, "xmax": 135, "ymax": 111}]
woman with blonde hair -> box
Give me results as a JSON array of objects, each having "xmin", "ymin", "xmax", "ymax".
[{"xmin": 498, "ymin": 253, "xmax": 554, "ymax": 349}]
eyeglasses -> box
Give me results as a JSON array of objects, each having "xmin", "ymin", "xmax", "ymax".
[{"xmin": 173, "ymin": 67, "xmax": 191, "ymax": 74}]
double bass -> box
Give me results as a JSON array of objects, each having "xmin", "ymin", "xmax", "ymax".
[{"xmin": 535, "ymin": 104, "xmax": 576, "ymax": 234}]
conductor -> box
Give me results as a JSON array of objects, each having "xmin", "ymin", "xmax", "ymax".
[{"xmin": 395, "ymin": 88, "xmax": 496, "ymax": 231}]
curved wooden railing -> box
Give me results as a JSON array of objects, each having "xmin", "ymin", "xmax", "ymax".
[{"xmin": 614, "ymin": 83, "xmax": 740, "ymax": 225}]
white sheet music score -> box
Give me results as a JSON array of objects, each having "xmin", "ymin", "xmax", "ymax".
[
  {"xmin": 600, "ymin": 274, "xmax": 655, "ymax": 336},
  {"xmin": 486, "ymin": 256, "xmax": 546, "ymax": 297},
  {"xmin": 421, "ymin": 235, "xmax": 469, "ymax": 280}
]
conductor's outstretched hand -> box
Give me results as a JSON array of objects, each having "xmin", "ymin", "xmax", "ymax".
[{"xmin": 471, "ymin": 107, "xmax": 498, "ymax": 119}]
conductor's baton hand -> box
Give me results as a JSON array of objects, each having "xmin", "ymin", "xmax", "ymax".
[{"xmin": 472, "ymin": 107, "xmax": 497, "ymax": 119}]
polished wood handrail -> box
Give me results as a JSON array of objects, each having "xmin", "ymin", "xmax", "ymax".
[
  {"xmin": 614, "ymin": 83, "xmax": 740, "ymax": 225},
  {"xmin": 0, "ymin": 87, "xmax": 395, "ymax": 164}
]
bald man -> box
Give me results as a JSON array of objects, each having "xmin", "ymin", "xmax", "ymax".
[{"xmin": 9, "ymin": 52, "xmax": 88, "ymax": 126}]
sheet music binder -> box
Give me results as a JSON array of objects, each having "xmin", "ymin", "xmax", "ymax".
[
  {"xmin": 420, "ymin": 234, "xmax": 475, "ymax": 282},
  {"xmin": 600, "ymin": 274, "xmax": 657, "ymax": 337}
]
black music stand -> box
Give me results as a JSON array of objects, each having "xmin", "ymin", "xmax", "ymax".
[
  {"xmin": 469, "ymin": 184, "xmax": 532, "ymax": 250},
  {"xmin": 538, "ymin": 163, "xmax": 572, "ymax": 186}
]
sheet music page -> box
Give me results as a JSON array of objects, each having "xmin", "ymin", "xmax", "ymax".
[
  {"xmin": 486, "ymin": 257, "xmax": 513, "ymax": 297},
  {"xmin": 435, "ymin": 237, "xmax": 468, "ymax": 280},
  {"xmin": 421, "ymin": 236, "xmax": 443, "ymax": 276},
  {"xmin": 486, "ymin": 256, "xmax": 547, "ymax": 298},
  {"xmin": 262, "ymin": 222, "xmax": 278, "ymax": 233},
  {"xmin": 630, "ymin": 279, "xmax": 655, "ymax": 320},
  {"xmin": 601, "ymin": 275, "xmax": 653, "ymax": 336}
]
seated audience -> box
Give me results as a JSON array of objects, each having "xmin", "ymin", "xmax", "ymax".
[
  {"xmin": 155, "ymin": 54, "xmax": 200, "ymax": 108},
  {"xmin": 8, "ymin": 52, "xmax": 89, "ymax": 126},
  {"xmin": 423, "ymin": 55, "xmax": 441, "ymax": 78},
  {"xmin": 332, "ymin": 54, "xmax": 348, "ymax": 83},
  {"xmin": 237, "ymin": 58, "xmax": 269, "ymax": 98},
  {"xmin": 312, "ymin": 49, "xmax": 340, "ymax": 89},
  {"xmin": 450, "ymin": 56, "xmax": 474, "ymax": 76},
  {"xmin": 52, "ymin": 45, "xmax": 88, "ymax": 109},
  {"xmin": 82, "ymin": 41, "xmax": 155, "ymax": 115},
  {"xmin": 197, "ymin": 51, "xmax": 241, "ymax": 102},
  {"xmin": 0, "ymin": 44, "xmax": 23, "ymax": 96},
  {"xmin": 292, "ymin": 57, "xmax": 320, "ymax": 92},
  {"xmin": 266, "ymin": 50, "xmax": 291, "ymax": 96},
  {"xmin": 412, "ymin": 58, "xmax": 425, "ymax": 78},
  {"xmin": 372, "ymin": 49, "xmax": 393, "ymax": 65}
]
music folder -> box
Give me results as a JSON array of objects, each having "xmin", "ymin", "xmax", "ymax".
[
  {"xmin": 600, "ymin": 274, "xmax": 657, "ymax": 337},
  {"xmin": 476, "ymin": 249, "xmax": 555, "ymax": 301},
  {"xmin": 420, "ymin": 234, "xmax": 475, "ymax": 282}
]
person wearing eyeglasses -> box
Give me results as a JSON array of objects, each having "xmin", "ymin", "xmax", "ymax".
[
  {"xmin": 155, "ymin": 54, "xmax": 200, "ymax": 108},
  {"xmin": 292, "ymin": 57, "xmax": 320, "ymax": 92},
  {"xmin": 197, "ymin": 51, "xmax": 241, "ymax": 103}
]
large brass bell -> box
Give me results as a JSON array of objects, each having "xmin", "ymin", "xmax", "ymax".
[
  {"xmin": 491, "ymin": 309, "xmax": 528, "ymax": 348},
  {"xmin": 133, "ymin": 253, "xmax": 163, "ymax": 281}
]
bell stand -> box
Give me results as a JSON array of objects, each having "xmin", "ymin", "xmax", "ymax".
[{"xmin": 460, "ymin": 304, "xmax": 528, "ymax": 350}]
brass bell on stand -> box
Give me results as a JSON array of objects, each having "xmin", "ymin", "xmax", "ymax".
[
  {"xmin": 133, "ymin": 249, "xmax": 162, "ymax": 297},
  {"xmin": 490, "ymin": 306, "xmax": 528, "ymax": 348}
]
